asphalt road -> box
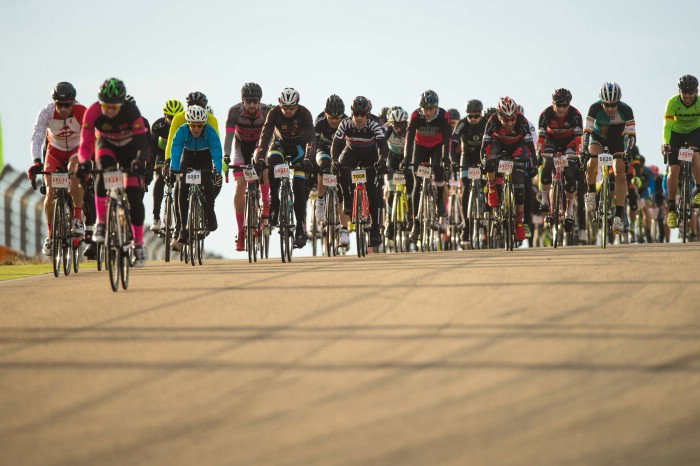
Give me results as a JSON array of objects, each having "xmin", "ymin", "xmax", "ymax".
[{"xmin": 1, "ymin": 243, "xmax": 699, "ymax": 466}]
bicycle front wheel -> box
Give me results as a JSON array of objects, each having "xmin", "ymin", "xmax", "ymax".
[
  {"xmin": 504, "ymin": 181, "xmax": 514, "ymax": 251},
  {"xmin": 680, "ymin": 171, "xmax": 689, "ymax": 243},
  {"xmin": 355, "ymin": 189, "xmax": 365, "ymax": 257},
  {"xmin": 601, "ymin": 178, "xmax": 609, "ymax": 249},
  {"xmin": 164, "ymin": 195, "xmax": 173, "ymax": 262},
  {"xmin": 106, "ymin": 200, "xmax": 120, "ymax": 292}
]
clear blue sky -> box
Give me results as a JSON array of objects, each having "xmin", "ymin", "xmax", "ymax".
[{"xmin": 1, "ymin": 0, "xmax": 697, "ymax": 257}]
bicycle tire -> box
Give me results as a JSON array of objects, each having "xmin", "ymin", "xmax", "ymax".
[
  {"xmin": 120, "ymin": 203, "xmax": 132, "ymax": 289},
  {"xmin": 51, "ymin": 199, "xmax": 61, "ymax": 277},
  {"xmin": 107, "ymin": 200, "xmax": 120, "ymax": 292},
  {"xmin": 72, "ymin": 239, "xmax": 80, "ymax": 274},
  {"xmin": 246, "ymin": 191, "xmax": 254, "ymax": 263},
  {"xmin": 503, "ymin": 181, "xmax": 512, "ymax": 251},
  {"xmin": 552, "ymin": 181, "xmax": 561, "ymax": 249},
  {"xmin": 311, "ymin": 200, "xmax": 318, "ymax": 257},
  {"xmin": 601, "ymin": 177, "xmax": 609, "ymax": 249},
  {"xmin": 197, "ymin": 195, "xmax": 205, "ymax": 265},
  {"xmin": 680, "ymin": 168, "xmax": 689, "ymax": 243},
  {"xmin": 164, "ymin": 195, "xmax": 173, "ymax": 262},
  {"xmin": 96, "ymin": 241, "xmax": 103, "ymax": 271},
  {"xmin": 61, "ymin": 201, "xmax": 71, "ymax": 276},
  {"xmin": 354, "ymin": 188, "xmax": 363, "ymax": 257}
]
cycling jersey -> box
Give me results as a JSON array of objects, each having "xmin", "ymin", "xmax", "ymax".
[
  {"xmin": 405, "ymin": 107, "xmax": 451, "ymax": 161},
  {"xmin": 451, "ymin": 117, "xmax": 487, "ymax": 164},
  {"xmin": 165, "ymin": 111, "xmax": 219, "ymax": 161},
  {"xmin": 170, "ymin": 123, "xmax": 223, "ymax": 173},
  {"xmin": 536, "ymin": 106, "xmax": 583, "ymax": 152},
  {"xmin": 481, "ymin": 113, "xmax": 537, "ymax": 162},
  {"xmin": 582, "ymin": 101, "xmax": 635, "ymax": 143},
  {"xmin": 315, "ymin": 112, "xmax": 345, "ymax": 154},
  {"xmin": 662, "ymin": 95, "xmax": 700, "ymax": 144},
  {"xmin": 385, "ymin": 125, "xmax": 406, "ymax": 156},
  {"xmin": 224, "ymin": 103, "xmax": 269, "ymax": 147},
  {"xmin": 150, "ymin": 117, "xmax": 170, "ymax": 162},
  {"xmin": 258, "ymin": 105, "xmax": 316, "ymax": 159},
  {"xmin": 78, "ymin": 101, "xmax": 149, "ymax": 164},
  {"xmin": 31, "ymin": 103, "xmax": 87, "ymax": 162},
  {"xmin": 331, "ymin": 117, "xmax": 388, "ymax": 161}
]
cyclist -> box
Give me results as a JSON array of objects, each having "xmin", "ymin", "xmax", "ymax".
[
  {"xmin": 75, "ymin": 78, "xmax": 149, "ymax": 267},
  {"xmin": 661, "ymin": 74, "xmax": 700, "ymax": 228},
  {"xmin": 451, "ymin": 99, "xmax": 487, "ymax": 245},
  {"xmin": 313, "ymin": 95, "xmax": 347, "ymax": 229},
  {"xmin": 331, "ymin": 96, "xmax": 388, "ymax": 247},
  {"xmin": 255, "ymin": 87, "xmax": 316, "ymax": 249},
  {"xmin": 28, "ymin": 82, "xmax": 88, "ymax": 256},
  {"xmin": 169, "ymin": 105, "xmax": 222, "ymax": 247},
  {"xmin": 223, "ymin": 82, "xmax": 270, "ymax": 251},
  {"xmin": 581, "ymin": 82, "xmax": 637, "ymax": 235},
  {"xmin": 149, "ymin": 99, "xmax": 183, "ymax": 232},
  {"xmin": 448, "ymin": 108, "xmax": 461, "ymax": 132},
  {"xmin": 481, "ymin": 96, "xmax": 538, "ymax": 242},
  {"xmin": 384, "ymin": 106, "xmax": 411, "ymax": 240},
  {"xmin": 536, "ymin": 88, "xmax": 583, "ymax": 233},
  {"xmin": 405, "ymin": 90, "xmax": 452, "ymax": 241},
  {"xmin": 165, "ymin": 91, "xmax": 220, "ymax": 250}
]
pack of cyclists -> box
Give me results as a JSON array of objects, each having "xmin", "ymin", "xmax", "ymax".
[{"xmin": 27, "ymin": 74, "xmax": 700, "ymax": 266}]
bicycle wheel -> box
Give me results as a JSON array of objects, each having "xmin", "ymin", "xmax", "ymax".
[
  {"xmin": 197, "ymin": 201, "xmax": 204, "ymax": 266},
  {"xmin": 72, "ymin": 238, "xmax": 80, "ymax": 274},
  {"xmin": 51, "ymin": 200, "xmax": 62, "ymax": 277},
  {"xmin": 680, "ymin": 170, "xmax": 689, "ymax": 243},
  {"xmin": 326, "ymin": 191, "xmax": 336, "ymax": 257},
  {"xmin": 120, "ymin": 206, "xmax": 131, "ymax": 290},
  {"xmin": 601, "ymin": 178, "xmax": 609, "ymax": 249},
  {"xmin": 164, "ymin": 195, "xmax": 173, "ymax": 262},
  {"xmin": 279, "ymin": 185, "xmax": 288, "ymax": 263},
  {"xmin": 552, "ymin": 181, "xmax": 562, "ymax": 249},
  {"xmin": 355, "ymin": 189, "xmax": 364, "ymax": 257},
  {"xmin": 504, "ymin": 181, "xmax": 514, "ymax": 251},
  {"xmin": 96, "ymin": 241, "xmax": 103, "ymax": 271},
  {"xmin": 188, "ymin": 193, "xmax": 197, "ymax": 266},
  {"xmin": 263, "ymin": 221, "xmax": 270, "ymax": 259},
  {"xmin": 311, "ymin": 201, "xmax": 318, "ymax": 257},
  {"xmin": 246, "ymin": 191, "xmax": 254, "ymax": 263},
  {"xmin": 61, "ymin": 201, "xmax": 71, "ymax": 276},
  {"xmin": 106, "ymin": 200, "xmax": 120, "ymax": 292}
]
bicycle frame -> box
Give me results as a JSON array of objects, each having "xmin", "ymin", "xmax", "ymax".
[{"xmin": 351, "ymin": 168, "xmax": 371, "ymax": 258}]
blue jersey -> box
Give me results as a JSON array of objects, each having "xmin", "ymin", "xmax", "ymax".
[
  {"xmin": 170, "ymin": 123, "xmax": 223, "ymax": 173},
  {"xmin": 583, "ymin": 101, "xmax": 635, "ymax": 140}
]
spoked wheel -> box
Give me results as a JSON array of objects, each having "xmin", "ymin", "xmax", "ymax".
[
  {"xmin": 680, "ymin": 177, "xmax": 689, "ymax": 243},
  {"xmin": 355, "ymin": 192, "xmax": 364, "ymax": 258},
  {"xmin": 61, "ymin": 204, "xmax": 72, "ymax": 276},
  {"xmin": 120, "ymin": 247, "xmax": 130, "ymax": 290},
  {"xmin": 552, "ymin": 182, "xmax": 562, "ymax": 249},
  {"xmin": 107, "ymin": 202, "xmax": 120, "ymax": 292},
  {"xmin": 197, "ymin": 207, "xmax": 204, "ymax": 266},
  {"xmin": 504, "ymin": 184, "xmax": 515, "ymax": 251},
  {"xmin": 601, "ymin": 180, "xmax": 609, "ymax": 249},
  {"xmin": 72, "ymin": 237, "xmax": 80, "ymax": 273},
  {"xmin": 262, "ymin": 221, "xmax": 270, "ymax": 259},
  {"xmin": 311, "ymin": 206, "xmax": 319, "ymax": 257},
  {"xmin": 188, "ymin": 196, "xmax": 197, "ymax": 266},
  {"xmin": 51, "ymin": 203, "xmax": 62, "ymax": 278},
  {"xmin": 164, "ymin": 196, "xmax": 173, "ymax": 262},
  {"xmin": 96, "ymin": 241, "xmax": 103, "ymax": 271}
]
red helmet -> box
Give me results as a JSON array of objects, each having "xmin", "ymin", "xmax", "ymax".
[
  {"xmin": 649, "ymin": 165, "xmax": 659, "ymax": 176},
  {"xmin": 497, "ymin": 96, "xmax": 518, "ymax": 117}
]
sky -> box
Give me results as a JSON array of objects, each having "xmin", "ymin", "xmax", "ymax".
[{"xmin": 1, "ymin": 0, "xmax": 697, "ymax": 258}]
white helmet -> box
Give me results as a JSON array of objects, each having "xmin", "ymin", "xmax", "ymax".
[
  {"xmin": 185, "ymin": 105, "xmax": 208, "ymax": 123},
  {"xmin": 278, "ymin": 87, "xmax": 300, "ymax": 106},
  {"xmin": 205, "ymin": 104, "xmax": 214, "ymax": 115},
  {"xmin": 599, "ymin": 82, "xmax": 621, "ymax": 103},
  {"xmin": 387, "ymin": 107, "xmax": 409, "ymax": 123}
]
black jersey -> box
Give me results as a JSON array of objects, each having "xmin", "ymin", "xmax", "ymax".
[
  {"xmin": 451, "ymin": 117, "xmax": 487, "ymax": 163},
  {"xmin": 314, "ymin": 112, "xmax": 347, "ymax": 153},
  {"xmin": 330, "ymin": 117, "xmax": 388, "ymax": 160}
]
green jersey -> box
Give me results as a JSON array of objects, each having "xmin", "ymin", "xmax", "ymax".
[{"xmin": 663, "ymin": 95, "xmax": 700, "ymax": 144}]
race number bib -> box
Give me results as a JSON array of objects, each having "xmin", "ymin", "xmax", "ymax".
[
  {"xmin": 273, "ymin": 164, "xmax": 289, "ymax": 178},
  {"xmin": 678, "ymin": 148, "xmax": 694, "ymax": 162},
  {"xmin": 416, "ymin": 165, "xmax": 431, "ymax": 178},
  {"xmin": 598, "ymin": 154, "xmax": 613, "ymax": 167},
  {"xmin": 467, "ymin": 167, "xmax": 481, "ymax": 180},
  {"xmin": 553, "ymin": 156, "xmax": 569, "ymax": 169},
  {"xmin": 185, "ymin": 170, "xmax": 202, "ymax": 184},
  {"xmin": 498, "ymin": 160, "xmax": 514, "ymax": 175},
  {"xmin": 103, "ymin": 171, "xmax": 123, "ymax": 190},
  {"xmin": 392, "ymin": 173, "xmax": 406, "ymax": 185},
  {"xmin": 351, "ymin": 169, "xmax": 367, "ymax": 184},
  {"xmin": 449, "ymin": 179, "xmax": 460, "ymax": 188},
  {"xmin": 243, "ymin": 168, "xmax": 258, "ymax": 181},
  {"xmin": 50, "ymin": 173, "xmax": 70, "ymax": 188},
  {"xmin": 322, "ymin": 174, "xmax": 337, "ymax": 186}
]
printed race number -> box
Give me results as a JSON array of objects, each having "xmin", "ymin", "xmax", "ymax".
[
  {"xmin": 273, "ymin": 164, "xmax": 289, "ymax": 178},
  {"xmin": 103, "ymin": 171, "xmax": 123, "ymax": 190},
  {"xmin": 678, "ymin": 148, "xmax": 694, "ymax": 162},
  {"xmin": 416, "ymin": 165, "xmax": 431, "ymax": 178},
  {"xmin": 498, "ymin": 160, "xmax": 514, "ymax": 175},
  {"xmin": 50, "ymin": 173, "xmax": 70, "ymax": 188},
  {"xmin": 322, "ymin": 174, "xmax": 337, "ymax": 186},
  {"xmin": 553, "ymin": 156, "xmax": 569, "ymax": 168},
  {"xmin": 243, "ymin": 168, "xmax": 258, "ymax": 181},
  {"xmin": 467, "ymin": 167, "xmax": 481, "ymax": 180},
  {"xmin": 598, "ymin": 154, "xmax": 614, "ymax": 167},
  {"xmin": 351, "ymin": 169, "xmax": 367, "ymax": 184},
  {"xmin": 392, "ymin": 173, "xmax": 406, "ymax": 185},
  {"xmin": 185, "ymin": 170, "xmax": 202, "ymax": 185}
]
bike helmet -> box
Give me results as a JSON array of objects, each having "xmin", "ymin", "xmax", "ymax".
[
  {"xmin": 186, "ymin": 91, "xmax": 208, "ymax": 107},
  {"xmin": 350, "ymin": 96, "xmax": 371, "ymax": 115},
  {"xmin": 387, "ymin": 107, "xmax": 409, "ymax": 123},
  {"xmin": 649, "ymin": 165, "xmax": 659, "ymax": 176},
  {"xmin": 324, "ymin": 94, "xmax": 345, "ymax": 116},
  {"xmin": 419, "ymin": 89, "xmax": 439, "ymax": 108},
  {"xmin": 678, "ymin": 74, "xmax": 698, "ymax": 92},
  {"xmin": 465, "ymin": 99, "xmax": 483, "ymax": 115},
  {"xmin": 52, "ymin": 82, "xmax": 76, "ymax": 101},
  {"xmin": 278, "ymin": 87, "xmax": 300, "ymax": 106},
  {"xmin": 206, "ymin": 104, "xmax": 214, "ymax": 115},
  {"xmin": 98, "ymin": 78, "xmax": 126, "ymax": 104},
  {"xmin": 185, "ymin": 105, "xmax": 208, "ymax": 123},
  {"xmin": 379, "ymin": 107, "xmax": 390, "ymax": 121},
  {"xmin": 163, "ymin": 99, "xmax": 184, "ymax": 116},
  {"xmin": 517, "ymin": 104, "xmax": 524, "ymax": 115},
  {"xmin": 552, "ymin": 88, "xmax": 572, "ymax": 104},
  {"xmin": 599, "ymin": 82, "xmax": 621, "ymax": 103},
  {"xmin": 496, "ymin": 96, "xmax": 518, "ymax": 117},
  {"xmin": 125, "ymin": 95, "xmax": 136, "ymax": 105},
  {"xmin": 448, "ymin": 108, "xmax": 461, "ymax": 121},
  {"xmin": 241, "ymin": 82, "xmax": 263, "ymax": 99},
  {"xmin": 484, "ymin": 107, "xmax": 498, "ymax": 119}
]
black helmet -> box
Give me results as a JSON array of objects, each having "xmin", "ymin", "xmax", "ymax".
[
  {"xmin": 379, "ymin": 107, "xmax": 390, "ymax": 120},
  {"xmin": 125, "ymin": 95, "xmax": 136, "ymax": 105},
  {"xmin": 98, "ymin": 78, "xmax": 126, "ymax": 104},
  {"xmin": 448, "ymin": 108, "xmax": 460, "ymax": 121},
  {"xmin": 324, "ymin": 94, "xmax": 345, "ymax": 116},
  {"xmin": 350, "ymin": 96, "xmax": 371, "ymax": 115},
  {"xmin": 52, "ymin": 82, "xmax": 76, "ymax": 101},
  {"xmin": 678, "ymin": 74, "xmax": 698, "ymax": 92},
  {"xmin": 419, "ymin": 90, "xmax": 439, "ymax": 108},
  {"xmin": 186, "ymin": 91, "xmax": 208, "ymax": 107},
  {"xmin": 465, "ymin": 99, "xmax": 483, "ymax": 115},
  {"xmin": 552, "ymin": 88, "xmax": 573, "ymax": 104},
  {"xmin": 241, "ymin": 82, "xmax": 262, "ymax": 99},
  {"xmin": 484, "ymin": 107, "xmax": 498, "ymax": 119}
]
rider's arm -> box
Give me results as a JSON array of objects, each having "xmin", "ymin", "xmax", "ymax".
[
  {"xmin": 441, "ymin": 110, "xmax": 451, "ymax": 161},
  {"xmin": 662, "ymin": 96, "xmax": 677, "ymax": 145},
  {"xmin": 78, "ymin": 103, "xmax": 101, "ymax": 164},
  {"xmin": 572, "ymin": 108, "xmax": 584, "ymax": 154},
  {"xmin": 450, "ymin": 121, "xmax": 463, "ymax": 164},
  {"xmin": 206, "ymin": 125, "xmax": 223, "ymax": 173},
  {"xmin": 371, "ymin": 121, "xmax": 388, "ymax": 160},
  {"xmin": 330, "ymin": 119, "xmax": 347, "ymax": 161},
  {"xmin": 581, "ymin": 104, "xmax": 597, "ymax": 149},
  {"xmin": 30, "ymin": 104, "xmax": 53, "ymax": 163},
  {"xmin": 403, "ymin": 111, "xmax": 418, "ymax": 164},
  {"xmin": 169, "ymin": 124, "xmax": 188, "ymax": 171},
  {"xmin": 256, "ymin": 106, "xmax": 278, "ymax": 159},
  {"xmin": 223, "ymin": 105, "xmax": 242, "ymax": 156},
  {"xmin": 536, "ymin": 109, "xmax": 548, "ymax": 152},
  {"xmin": 301, "ymin": 107, "xmax": 316, "ymax": 157}
]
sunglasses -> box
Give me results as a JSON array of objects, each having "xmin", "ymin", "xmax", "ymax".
[
  {"xmin": 681, "ymin": 90, "xmax": 697, "ymax": 96},
  {"xmin": 467, "ymin": 114, "xmax": 481, "ymax": 119},
  {"xmin": 554, "ymin": 103, "xmax": 570, "ymax": 108},
  {"xmin": 100, "ymin": 103, "xmax": 122, "ymax": 111},
  {"xmin": 244, "ymin": 98, "xmax": 260, "ymax": 104},
  {"xmin": 499, "ymin": 116, "xmax": 516, "ymax": 123},
  {"xmin": 188, "ymin": 123, "xmax": 205, "ymax": 129},
  {"xmin": 326, "ymin": 114, "xmax": 342, "ymax": 120},
  {"xmin": 281, "ymin": 105, "xmax": 298, "ymax": 111},
  {"xmin": 353, "ymin": 112, "xmax": 368, "ymax": 118},
  {"xmin": 602, "ymin": 102, "xmax": 618, "ymax": 108},
  {"xmin": 55, "ymin": 101, "xmax": 74, "ymax": 108}
]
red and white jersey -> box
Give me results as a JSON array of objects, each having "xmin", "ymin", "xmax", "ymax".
[{"xmin": 30, "ymin": 102, "xmax": 87, "ymax": 161}]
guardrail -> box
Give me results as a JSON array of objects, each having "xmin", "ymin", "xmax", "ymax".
[{"xmin": 0, "ymin": 164, "xmax": 45, "ymax": 258}]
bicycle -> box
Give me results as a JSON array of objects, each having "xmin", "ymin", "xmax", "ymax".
[
  {"xmin": 464, "ymin": 165, "xmax": 487, "ymax": 250},
  {"xmin": 320, "ymin": 171, "xmax": 341, "ymax": 256},
  {"xmin": 182, "ymin": 168, "xmax": 212, "ymax": 266},
  {"xmin": 350, "ymin": 167, "xmax": 372, "ymax": 258},
  {"xmin": 154, "ymin": 168, "xmax": 177, "ymax": 262},
  {"xmin": 273, "ymin": 162, "xmax": 301, "ymax": 263},
  {"xmin": 94, "ymin": 167, "xmax": 135, "ymax": 291},
  {"xmin": 387, "ymin": 170, "xmax": 410, "ymax": 253},
  {"xmin": 491, "ymin": 154, "xmax": 516, "ymax": 251},
  {"xmin": 308, "ymin": 188, "xmax": 322, "ymax": 256},
  {"xmin": 33, "ymin": 170, "xmax": 79, "ymax": 277},
  {"xmin": 444, "ymin": 172, "xmax": 463, "ymax": 250},
  {"xmin": 413, "ymin": 163, "xmax": 442, "ymax": 252},
  {"xmin": 232, "ymin": 164, "xmax": 266, "ymax": 263},
  {"xmin": 594, "ymin": 147, "xmax": 614, "ymax": 249},
  {"xmin": 677, "ymin": 147, "xmax": 695, "ymax": 243},
  {"xmin": 543, "ymin": 152, "xmax": 569, "ymax": 248}
]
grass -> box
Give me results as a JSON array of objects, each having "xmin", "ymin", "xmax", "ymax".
[{"xmin": 0, "ymin": 258, "xmax": 96, "ymax": 281}]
